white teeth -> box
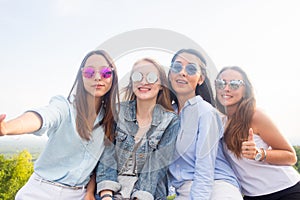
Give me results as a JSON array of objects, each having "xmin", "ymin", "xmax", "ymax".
[
  {"xmin": 222, "ymin": 95, "xmax": 231, "ymax": 99},
  {"xmin": 138, "ymin": 87, "xmax": 150, "ymax": 91},
  {"xmin": 176, "ymin": 80, "xmax": 187, "ymax": 84}
]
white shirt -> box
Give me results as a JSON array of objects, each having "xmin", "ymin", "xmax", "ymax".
[{"xmin": 224, "ymin": 134, "xmax": 300, "ymax": 196}]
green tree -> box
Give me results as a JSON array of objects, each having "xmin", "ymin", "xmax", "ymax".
[
  {"xmin": 294, "ymin": 146, "xmax": 300, "ymax": 173},
  {"xmin": 0, "ymin": 150, "xmax": 34, "ymax": 200}
]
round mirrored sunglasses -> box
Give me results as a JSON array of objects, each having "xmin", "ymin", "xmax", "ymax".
[
  {"xmin": 170, "ymin": 62, "xmax": 200, "ymax": 76},
  {"xmin": 131, "ymin": 71, "xmax": 158, "ymax": 84},
  {"xmin": 81, "ymin": 67, "xmax": 113, "ymax": 79}
]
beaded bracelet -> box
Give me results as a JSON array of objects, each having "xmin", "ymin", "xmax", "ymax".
[{"xmin": 100, "ymin": 193, "xmax": 113, "ymax": 200}]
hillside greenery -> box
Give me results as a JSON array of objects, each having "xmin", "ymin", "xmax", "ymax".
[{"xmin": 0, "ymin": 150, "xmax": 34, "ymax": 200}]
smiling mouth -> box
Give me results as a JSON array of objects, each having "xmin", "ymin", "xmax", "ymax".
[
  {"xmin": 176, "ymin": 79, "xmax": 188, "ymax": 84},
  {"xmin": 138, "ymin": 86, "xmax": 151, "ymax": 91},
  {"xmin": 221, "ymin": 94, "xmax": 232, "ymax": 99}
]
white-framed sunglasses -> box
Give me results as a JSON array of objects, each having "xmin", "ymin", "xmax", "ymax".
[
  {"xmin": 131, "ymin": 71, "xmax": 158, "ymax": 84},
  {"xmin": 215, "ymin": 79, "xmax": 245, "ymax": 90}
]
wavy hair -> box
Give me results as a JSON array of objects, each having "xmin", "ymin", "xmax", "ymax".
[
  {"xmin": 122, "ymin": 58, "xmax": 173, "ymax": 112},
  {"xmin": 215, "ymin": 66, "xmax": 256, "ymax": 158}
]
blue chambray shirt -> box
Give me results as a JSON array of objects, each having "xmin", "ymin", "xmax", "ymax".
[
  {"xmin": 169, "ymin": 96, "xmax": 223, "ymax": 200},
  {"xmin": 30, "ymin": 95, "xmax": 105, "ymax": 187},
  {"xmin": 214, "ymin": 138, "xmax": 241, "ymax": 191}
]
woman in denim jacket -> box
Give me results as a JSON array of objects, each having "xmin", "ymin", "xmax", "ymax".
[{"xmin": 95, "ymin": 58, "xmax": 179, "ymax": 200}]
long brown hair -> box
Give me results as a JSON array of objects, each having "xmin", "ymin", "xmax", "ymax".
[
  {"xmin": 122, "ymin": 58, "xmax": 173, "ymax": 112},
  {"xmin": 215, "ymin": 66, "xmax": 256, "ymax": 158},
  {"xmin": 67, "ymin": 50, "xmax": 119, "ymax": 141}
]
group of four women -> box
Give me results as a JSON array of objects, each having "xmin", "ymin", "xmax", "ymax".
[{"xmin": 0, "ymin": 48, "xmax": 299, "ymax": 200}]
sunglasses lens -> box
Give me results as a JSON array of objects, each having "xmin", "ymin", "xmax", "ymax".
[
  {"xmin": 171, "ymin": 62, "xmax": 183, "ymax": 74},
  {"xmin": 185, "ymin": 64, "xmax": 199, "ymax": 75},
  {"xmin": 131, "ymin": 71, "xmax": 143, "ymax": 82},
  {"xmin": 229, "ymin": 80, "xmax": 243, "ymax": 90},
  {"xmin": 215, "ymin": 79, "xmax": 226, "ymax": 90},
  {"xmin": 82, "ymin": 67, "xmax": 95, "ymax": 78},
  {"xmin": 146, "ymin": 72, "xmax": 158, "ymax": 84},
  {"xmin": 100, "ymin": 67, "xmax": 113, "ymax": 79}
]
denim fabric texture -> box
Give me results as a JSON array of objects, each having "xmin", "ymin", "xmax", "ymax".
[{"xmin": 96, "ymin": 100, "xmax": 179, "ymax": 200}]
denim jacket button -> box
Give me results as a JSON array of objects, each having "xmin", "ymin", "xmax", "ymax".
[{"xmin": 139, "ymin": 154, "xmax": 144, "ymax": 158}]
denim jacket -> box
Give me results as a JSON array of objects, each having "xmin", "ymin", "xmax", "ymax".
[{"xmin": 96, "ymin": 100, "xmax": 179, "ymax": 200}]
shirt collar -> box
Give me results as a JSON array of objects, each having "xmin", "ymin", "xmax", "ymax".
[{"xmin": 124, "ymin": 100, "xmax": 164, "ymax": 126}]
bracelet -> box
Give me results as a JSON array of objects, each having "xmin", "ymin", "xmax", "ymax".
[
  {"xmin": 100, "ymin": 194, "xmax": 113, "ymax": 200},
  {"xmin": 261, "ymin": 148, "xmax": 267, "ymax": 161}
]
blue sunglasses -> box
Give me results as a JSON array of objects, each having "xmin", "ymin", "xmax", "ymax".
[{"xmin": 170, "ymin": 62, "xmax": 200, "ymax": 76}]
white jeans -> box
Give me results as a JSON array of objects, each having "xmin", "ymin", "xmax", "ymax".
[
  {"xmin": 174, "ymin": 180, "xmax": 243, "ymax": 200},
  {"xmin": 174, "ymin": 181, "xmax": 193, "ymax": 200},
  {"xmin": 210, "ymin": 180, "xmax": 243, "ymax": 200},
  {"xmin": 15, "ymin": 173, "xmax": 86, "ymax": 200}
]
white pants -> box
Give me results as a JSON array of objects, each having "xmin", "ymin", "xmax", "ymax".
[
  {"xmin": 174, "ymin": 180, "xmax": 243, "ymax": 200},
  {"xmin": 210, "ymin": 180, "xmax": 243, "ymax": 200},
  {"xmin": 15, "ymin": 173, "xmax": 86, "ymax": 200},
  {"xmin": 174, "ymin": 181, "xmax": 193, "ymax": 200}
]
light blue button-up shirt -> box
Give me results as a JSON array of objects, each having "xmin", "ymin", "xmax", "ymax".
[
  {"xmin": 30, "ymin": 95, "xmax": 105, "ymax": 187},
  {"xmin": 169, "ymin": 95, "xmax": 223, "ymax": 200}
]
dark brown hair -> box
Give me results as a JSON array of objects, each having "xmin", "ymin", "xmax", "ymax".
[
  {"xmin": 169, "ymin": 48, "xmax": 215, "ymax": 107},
  {"xmin": 67, "ymin": 50, "xmax": 119, "ymax": 141}
]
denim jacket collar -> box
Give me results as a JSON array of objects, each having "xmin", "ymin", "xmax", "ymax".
[{"xmin": 123, "ymin": 100, "xmax": 164, "ymax": 127}]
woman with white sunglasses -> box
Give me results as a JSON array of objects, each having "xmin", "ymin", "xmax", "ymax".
[
  {"xmin": 215, "ymin": 66, "xmax": 300, "ymax": 200},
  {"xmin": 94, "ymin": 58, "xmax": 179, "ymax": 200}
]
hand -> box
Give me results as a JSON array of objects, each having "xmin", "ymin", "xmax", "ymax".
[
  {"xmin": 241, "ymin": 128, "xmax": 258, "ymax": 159},
  {"xmin": 0, "ymin": 114, "xmax": 7, "ymax": 136}
]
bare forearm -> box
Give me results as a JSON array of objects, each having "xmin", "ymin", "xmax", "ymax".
[
  {"xmin": 264, "ymin": 149, "xmax": 297, "ymax": 166},
  {"xmin": 86, "ymin": 173, "xmax": 96, "ymax": 194},
  {"xmin": 4, "ymin": 112, "xmax": 42, "ymax": 135},
  {"xmin": 85, "ymin": 173, "xmax": 96, "ymax": 200}
]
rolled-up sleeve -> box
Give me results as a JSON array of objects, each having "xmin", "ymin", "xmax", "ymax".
[
  {"xmin": 29, "ymin": 95, "xmax": 70, "ymax": 136},
  {"xmin": 96, "ymin": 140, "xmax": 121, "ymax": 194}
]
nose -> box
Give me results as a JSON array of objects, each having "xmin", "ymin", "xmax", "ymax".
[
  {"xmin": 179, "ymin": 66, "xmax": 187, "ymax": 77},
  {"xmin": 140, "ymin": 76, "xmax": 147, "ymax": 84},
  {"xmin": 223, "ymin": 83, "xmax": 230, "ymax": 91},
  {"xmin": 94, "ymin": 71, "xmax": 101, "ymax": 80}
]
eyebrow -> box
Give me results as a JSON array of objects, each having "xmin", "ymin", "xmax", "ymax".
[{"xmin": 175, "ymin": 60, "xmax": 198, "ymax": 65}]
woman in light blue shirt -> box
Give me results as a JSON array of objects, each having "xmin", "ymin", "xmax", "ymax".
[
  {"xmin": 168, "ymin": 49, "xmax": 242, "ymax": 200},
  {"xmin": 0, "ymin": 50, "xmax": 119, "ymax": 200}
]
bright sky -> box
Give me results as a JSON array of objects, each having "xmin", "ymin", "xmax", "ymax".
[{"xmin": 1, "ymin": 0, "xmax": 300, "ymax": 145}]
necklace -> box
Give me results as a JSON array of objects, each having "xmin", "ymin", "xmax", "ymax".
[{"xmin": 136, "ymin": 114, "xmax": 152, "ymax": 128}]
